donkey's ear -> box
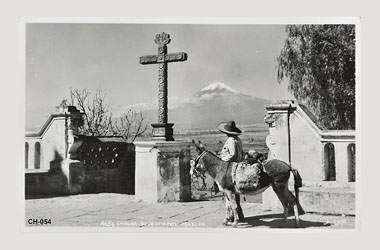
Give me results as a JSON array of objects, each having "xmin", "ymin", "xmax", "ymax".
[
  {"xmin": 198, "ymin": 141, "xmax": 206, "ymax": 150},
  {"xmin": 192, "ymin": 140, "xmax": 203, "ymax": 153}
]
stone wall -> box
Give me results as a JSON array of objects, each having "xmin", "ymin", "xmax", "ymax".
[
  {"xmin": 25, "ymin": 105, "xmax": 83, "ymax": 170},
  {"xmin": 25, "ymin": 136, "xmax": 135, "ymax": 198},
  {"xmin": 25, "ymin": 116, "xmax": 67, "ymax": 170},
  {"xmin": 74, "ymin": 136, "xmax": 135, "ymax": 194},
  {"xmin": 25, "ymin": 104, "xmax": 136, "ymax": 198}
]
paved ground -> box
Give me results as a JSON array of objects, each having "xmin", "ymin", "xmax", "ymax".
[{"xmin": 25, "ymin": 193, "xmax": 355, "ymax": 229}]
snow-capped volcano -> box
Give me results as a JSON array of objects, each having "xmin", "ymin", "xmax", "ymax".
[
  {"xmin": 200, "ymin": 82, "xmax": 237, "ymax": 93},
  {"xmin": 193, "ymin": 82, "xmax": 237, "ymax": 99}
]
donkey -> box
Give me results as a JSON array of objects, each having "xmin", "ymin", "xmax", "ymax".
[{"xmin": 190, "ymin": 140, "xmax": 304, "ymax": 227}]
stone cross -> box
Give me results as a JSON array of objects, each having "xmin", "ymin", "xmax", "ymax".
[{"xmin": 140, "ymin": 32, "xmax": 188, "ymax": 141}]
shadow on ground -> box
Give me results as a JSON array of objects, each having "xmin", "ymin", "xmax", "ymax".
[
  {"xmin": 25, "ymin": 194, "xmax": 71, "ymax": 200},
  {"xmin": 241, "ymin": 213, "xmax": 331, "ymax": 229},
  {"xmin": 182, "ymin": 198, "xmax": 214, "ymax": 203}
]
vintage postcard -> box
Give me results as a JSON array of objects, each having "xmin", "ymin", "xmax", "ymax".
[{"xmin": 22, "ymin": 18, "xmax": 359, "ymax": 231}]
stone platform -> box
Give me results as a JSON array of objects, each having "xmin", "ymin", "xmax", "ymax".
[
  {"xmin": 299, "ymin": 182, "xmax": 355, "ymax": 215},
  {"xmin": 263, "ymin": 181, "xmax": 355, "ymax": 215},
  {"xmin": 25, "ymin": 193, "xmax": 354, "ymax": 229}
]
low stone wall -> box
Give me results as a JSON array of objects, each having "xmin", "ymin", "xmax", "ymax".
[
  {"xmin": 75, "ymin": 136, "xmax": 135, "ymax": 194},
  {"xmin": 25, "ymin": 136, "xmax": 135, "ymax": 198},
  {"xmin": 25, "ymin": 169, "xmax": 69, "ymax": 197}
]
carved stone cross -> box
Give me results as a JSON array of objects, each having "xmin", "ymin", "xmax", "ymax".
[{"xmin": 140, "ymin": 32, "xmax": 188, "ymax": 141}]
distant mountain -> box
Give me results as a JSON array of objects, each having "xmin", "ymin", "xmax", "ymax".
[
  {"xmin": 193, "ymin": 82, "xmax": 237, "ymax": 98},
  {"xmin": 141, "ymin": 82, "xmax": 272, "ymax": 131}
]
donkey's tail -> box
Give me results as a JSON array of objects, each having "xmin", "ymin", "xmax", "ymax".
[{"xmin": 290, "ymin": 167, "xmax": 305, "ymax": 215}]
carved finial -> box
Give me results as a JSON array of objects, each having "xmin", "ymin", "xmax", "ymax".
[
  {"xmin": 56, "ymin": 99, "xmax": 69, "ymax": 112},
  {"xmin": 155, "ymin": 32, "xmax": 171, "ymax": 45},
  {"xmin": 264, "ymin": 114, "xmax": 276, "ymax": 127}
]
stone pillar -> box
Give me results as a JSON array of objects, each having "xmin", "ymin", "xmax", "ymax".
[
  {"xmin": 264, "ymin": 100, "xmax": 296, "ymax": 162},
  {"xmin": 28, "ymin": 141, "xmax": 35, "ymax": 170},
  {"xmin": 334, "ymin": 142, "xmax": 350, "ymax": 182},
  {"xmin": 134, "ymin": 141, "xmax": 191, "ymax": 203},
  {"xmin": 263, "ymin": 100, "xmax": 296, "ymax": 210},
  {"xmin": 64, "ymin": 106, "xmax": 84, "ymax": 159},
  {"xmin": 55, "ymin": 105, "xmax": 84, "ymax": 193}
]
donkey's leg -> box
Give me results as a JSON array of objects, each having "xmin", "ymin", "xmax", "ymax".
[
  {"xmin": 227, "ymin": 206, "xmax": 234, "ymax": 222},
  {"xmin": 236, "ymin": 194, "xmax": 244, "ymax": 221},
  {"xmin": 285, "ymin": 187, "xmax": 305, "ymax": 215},
  {"xmin": 272, "ymin": 186, "xmax": 289, "ymax": 220},
  {"xmin": 283, "ymin": 188, "xmax": 300, "ymax": 226}
]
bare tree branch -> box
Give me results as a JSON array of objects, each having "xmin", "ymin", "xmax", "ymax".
[{"xmin": 69, "ymin": 87, "xmax": 147, "ymax": 142}]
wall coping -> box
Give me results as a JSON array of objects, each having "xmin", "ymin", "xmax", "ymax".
[
  {"xmin": 267, "ymin": 100, "xmax": 356, "ymax": 143},
  {"xmin": 320, "ymin": 130, "xmax": 355, "ymax": 142},
  {"xmin": 134, "ymin": 141, "xmax": 192, "ymax": 152},
  {"xmin": 134, "ymin": 140, "xmax": 191, "ymax": 147},
  {"xmin": 296, "ymin": 105, "xmax": 355, "ymax": 142},
  {"xmin": 26, "ymin": 114, "xmax": 67, "ymax": 138},
  {"xmin": 78, "ymin": 135, "xmax": 128, "ymax": 143},
  {"xmin": 26, "ymin": 105, "xmax": 83, "ymax": 139},
  {"xmin": 25, "ymin": 169, "xmax": 50, "ymax": 174},
  {"xmin": 265, "ymin": 100, "xmax": 297, "ymax": 112}
]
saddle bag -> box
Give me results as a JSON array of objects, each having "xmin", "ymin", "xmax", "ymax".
[{"xmin": 234, "ymin": 162, "xmax": 262, "ymax": 193}]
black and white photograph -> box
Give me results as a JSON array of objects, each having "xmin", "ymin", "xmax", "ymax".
[{"xmin": 23, "ymin": 20, "xmax": 357, "ymax": 230}]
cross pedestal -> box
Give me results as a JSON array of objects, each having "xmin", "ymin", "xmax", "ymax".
[
  {"xmin": 134, "ymin": 141, "xmax": 192, "ymax": 203},
  {"xmin": 151, "ymin": 123, "xmax": 174, "ymax": 141}
]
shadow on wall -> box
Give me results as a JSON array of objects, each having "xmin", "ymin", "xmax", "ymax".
[
  {"xmin": 50, "ymin": 150, "xmax": 64, "ymax": 167},
  {"xmin": 25, "ymin": 150, "xmax": 69, "ymax": 199},
  {"xmin": 25, "ymin": 137, "xmax": 136, "ymax": 199}
]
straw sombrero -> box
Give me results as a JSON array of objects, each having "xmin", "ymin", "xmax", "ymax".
[{"xmin": 217, "ymin": 120, "xmax": 242, "ymax": 135}]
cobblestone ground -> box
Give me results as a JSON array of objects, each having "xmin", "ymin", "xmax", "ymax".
[{"xmin": 25, "ymin": 193, "xmax": 355, "ymax": 229}]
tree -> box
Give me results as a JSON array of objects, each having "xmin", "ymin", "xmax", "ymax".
[
  {"xmin": 69, "ymin": 88, "xmax": 147, "ymax": 142},
  {"xmin": 277, "ymin": 25, "xmax": 355, "ymax": 130}
]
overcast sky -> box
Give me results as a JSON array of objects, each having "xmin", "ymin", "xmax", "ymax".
[{"xmin": 25, "ymin": 23, "xmax": 293, "ymax": 130}]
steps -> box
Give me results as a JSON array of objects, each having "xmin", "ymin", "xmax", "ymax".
[
  {"xmin": 262, "ymin": 181, "xmax": 355, "ymax": 216},
  {"xmin": 298, "ymin": 182, "xmax": 355, "ymax": 215}
]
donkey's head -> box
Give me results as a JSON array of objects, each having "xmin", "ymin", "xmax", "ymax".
[{"xmin": 190, "ymin": 140, "xmax": 207, "ymax": 177}]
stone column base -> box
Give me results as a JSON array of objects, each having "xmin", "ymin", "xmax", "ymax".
[
  {"xmin": 151, "ymin": 123, "xmax": 174, "ymax": 141},
  {"xmin": 134, "ymin": 141, "xmax": 191, "ymax": 203}
]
